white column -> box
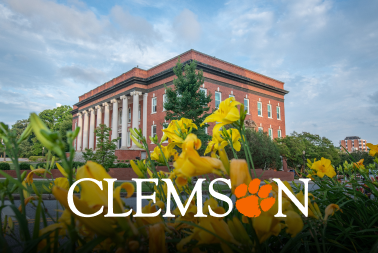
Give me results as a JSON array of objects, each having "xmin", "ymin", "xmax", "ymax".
[
  {"xmin": 82, "ymin": 110, "xmax": 89, "ymax": 150},
  {"xmin": 143, "ymin": 93, "xmax": 148, "ymax": 139},
  {"xmin": 95, "ymin": 105, "xmax": 102, "ymax": 127},
  {"xmin": 76, "ymin": 112, "xmax": 83, "ymax": 151},
  {"xmin": 95, "ymin": 105, "xmax": 102, "ymax": 148},
  {"xmin": 130, "ymin": 91, "xmax": 141, "ymax": 149},
  {"xmin": 88, "ymin": 108, "xmax": 95, "ymax": 149},
  {"xmin": 111, "ymin": 99, "xmax": 118, "ymax": 141},
  {"xmin": 120, "ymin": 95, "xmax": 128, "ymax": 149},
  {"xmin": 103, "ymin": 102, "xmax": 110, "ymax": 127}
]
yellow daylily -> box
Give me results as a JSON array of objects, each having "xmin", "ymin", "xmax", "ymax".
[
  {"xmin": 130, "ymin": 160, "xmax": 145, "ymax": 178},
  {"xmin": 203, "ymin": 198, "xmax": 225, "ymax": 216},
  {"xmin": 173, "ymin": 134, "xmax": 226, "ymax": 178},
  {"xmin": 150, "ymin": 143, "xmax": 177, "ymax": 164},
  {"xmin": 52, "ymin": 186, "xmax": 117, "ymax": 237},
  {"xmin": 149, "ymin": 224, "xmax": 166, "ymax": 253},
  {"xmin": 227, "ymin": 216, "xmax": 252, "ymax": 246},
  {"xmin": 113, "ymin": 182, "xmax": 135, "ymax": 211},
  {"xmin": 353, "ymin": 159, "xmax": 365, "ymax": 170},
  {"xmin": 56, "ymin": 163, "xmax": 68, "ymax": 178},
  {"xmin": 177, "ymin": 216, "xmax": 239, "ymax": 253},
  {"xmin": 229, "ymin": 159, "xmax": 252, "ymax": 192},
  {"xmin": 52, "ymin": 177, "xmax": 79, "ymax": 192},
  {"xmin": 367, "ymin": 143, "xmax": 378, "ymax": 157},
  {"xmin": 311, "ymin": 157, "xmax": 336, "ymax": 178},
  {"xmin": 201, "ymin": 97, "xmax": 241, "ymax": 134},
  {"xmin": 226, "ymin": 128, "xmax": 241, "ymax": 152},
  {"xmin": 204, "ymin": 131, "xmax": 227, "ymax": 156},
  {"xmin": 138, "ymin": 200, "xmax": 165, "ymax": 226},
  {"xmin": 162, "ymin": 118, "xmax": 198, "ymax": 146},
  {"xmin": 324, "ymin": 204, "xmax": 342, "ymax": 221},
  {"xmin": 76, "ymin": 161, "xmax": 112, "ymax": 207},
  {"xmin": 25, "ymin": 169, "xmax": 47, "ymax": 185}
]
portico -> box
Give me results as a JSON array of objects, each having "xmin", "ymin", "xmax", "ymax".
[{"xmin": 75, "ymin": 90, "xmax": 148, "ymax": 156}]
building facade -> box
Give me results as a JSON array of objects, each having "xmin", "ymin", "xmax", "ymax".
[
  {"xmin": 71, "ymin": 50, "xmax": 289, "ymax": 159},
  {"xmin": 340, "ymin": 136, "xmax": 368, "ymax": 152}
]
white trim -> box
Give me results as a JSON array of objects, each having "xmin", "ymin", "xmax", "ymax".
[
  {"xmin": 215, "ymin": 91, "xmax": 222, "ymax": 109},
  {"xmin": 268, "ymin": 128, "xmax": 273, "ymax": 140},
  {"xmin": 257, "ymin": 101, "xmax": 262, "ymax": 117},
  {"xmin": 276, "ymin": 106, "xmax": 281, "ymax": 120},
  {"xmin": 163, "ymin": 94, "xmax": 167, "ymax": 111},
  {"xmin": 244, "ymin": 98, "xmax": 249, "ymax": 114},
  {"xmin": 151, "ymin": 97, "xmax": 157, "ymax": 114},
  {"xmin": 258, "ymin": 127, "xmax": 263, "ymax": 132},
  {"xmin": 151, "ymin": 125, "xmax": 157, "ymax": 143},
  {"xmin": 267, "ymin": 104, "xmax": 272, "ymax": 118},
  {"xmin": 277, "ymin": 129, "xmax": 282, "ymax": 138}
]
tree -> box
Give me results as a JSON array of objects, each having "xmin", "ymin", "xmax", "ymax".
[
  {"xmin": 227, "ymin": 129, "xmax": 282, "ymax": 170},
  {"xmin": 336, "ymin": 150, "xmax": 375, "ymax": 168},
  {"xmin": 164, "ymin": 58, "xmax": 212, "ymax": 154},
  {"xmin": 275, "ymin": 131, "xmax": 340, "ymax": 170},
  {"xmin": 82, "ymin": 124, "xmax": 119, "ymax": 171},
  {"xmin": 11, "ymin": 119, "xmax": 35, "ymax": 158}
]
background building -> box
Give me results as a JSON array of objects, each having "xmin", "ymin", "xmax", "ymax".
[
  {"xmin": 340, "ymin": 136, "xmax": 368, "ymax": 152},
  {"xmin": 71, "ymin": 50, "xmax": 289, "ymax": 159}
]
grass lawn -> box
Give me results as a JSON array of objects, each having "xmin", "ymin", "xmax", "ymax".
[{"xmin": 1, "ymin": 179, "xmax": 231, "ymax": 195}]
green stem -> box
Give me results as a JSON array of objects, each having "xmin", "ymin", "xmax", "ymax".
[{"xmin": 11, "ymin": 140, "xmax": 26, "ymax": 216}]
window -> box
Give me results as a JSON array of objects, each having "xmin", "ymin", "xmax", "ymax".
[
  {"xmin": 277, "ymin": 129, "xmax": 282, "ymax": 138},
  {"xmin": 128, "ymin": 107, "xmax": 131, "ymax": 123},
  {"xmin": 215, "ymin": 92, "xmax": 221, "ymax": 109},
  {"xmin": 151, "ymin": 125, "xmax": 157, "ymax": 139},
  {"xmin": 127, "ymin": 131, "xmax": 131, "ymax": 146},
  {"xmin": 200, "ymin": 88, "xmax": 207, "ymax": 96},
  {"xmin": 152, "ymin": 97, "xmax": 157, "ymax": 113},
  {"xmin": 244, "ymin": 98, "xmax": 249, "ymax": 114},
  {"xmin": 276, "ymin": 106, "xmax": 281, "ymax": 120},
  {"xmin": 229, "ymin": 94, "xmax": 235, "ymax": 98},
  {"xmin": 138, "ymin": 104, "xmax": 141, "ymax": 121},
  {"xmin": 163, "ymin": 94, "xmax": 167, "ymax": 111},
  {"xmin": 118, "ymin": 133, "xmax": 122, "ymax": 149},
  {"xmin": 258, "ymin": 127, "xmax": 263, "ymax": 133},
  {"xmin": 268, "ymin": 128, "xmax": 273, "ymax": 139},
  {"xmin": 267, "ymin": 104, "xmax": 272, "ymax": 118},
  {"xmin": 257, "ymin": 102, "xmax": 262, "ymax": 116}
]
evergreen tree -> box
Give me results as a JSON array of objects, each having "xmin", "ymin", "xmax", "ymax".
[{"xmin": 164, "ymin": 58, "xmax": 212, "ymax": 153}]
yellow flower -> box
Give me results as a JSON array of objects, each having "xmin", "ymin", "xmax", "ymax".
[
  {"xmin": 130, "ymin": 160, "xmax": 145, "ymax": 178},
  {"xmin": 162, "ymin": 118, "xmax": 198, "ymax": 145},
  {"xmin": 173, "ymin": 134, "xmax": 226, "ymax": 178},
  {"xmin": 253, "ymin": 211, "xmax": 284, "ymax": 243},
  {"xmin": 52, "ymin": 177, "xmax": 79, "ymax": 192},
  {"xmin": 113, "ymin": 182, "xmax": 135, "ymax": 212},
  {"xmin": 150, "ymin": 143, "xmax": 177, "ymax": 164},
  {"xmin": 177, "ymin": 216, "xmax": 239, "ymax": 252},
  {"xmin": 204, "ymin": 131, "xmax": 227, "ymax": 156},
  {"xmin": 56, "ymin": 163, "xmax": 68, "ymax": 178},
  {"xmin": 311, "ymin": 158, "xmax": 336, "ymax": 178},
  {"xmin": 367, "ymin": 143, "xmax": 378, "ymax": 157},
  {"xmin": 324, "ymin": 204, "xmax": 342, "ymax": 221},
  {"xmin": 138, "ymin": 200, "xmax": 165, "ymax": 225},
  {"xmin": 52, "ymin": 186, "xmax": 117, "ymax": 237},
  {"xmin": 203, "ymin": 198, "xmax": 225, "ymax": 216},
  {"xmin": 25, "ymin": 169, "xmax": 47, "ymax": 185},
  {"xmin": 226, "ymin": 128, "xmax": 241, "ymax": 152},
  {"xmin": 201, "ymin": 97, "xmax": 241, "ymax": 134},
  {"xmin": 353, "ymin": 159, "xmax": 365, "ymax": 170},
  {"xmin": 76, "ymin": 161, "xmax": 112, "ymax": 207},
  {"xmin": 227, "ymin": 216, "xmax": 252, "ymax": 246},
  {"xmin": 149, "ymin": 224, "xmax": 166, "ymax": 253},
  {"xmin": 229, "ymin": 159, "xmax": 252, "ymax": 192}
]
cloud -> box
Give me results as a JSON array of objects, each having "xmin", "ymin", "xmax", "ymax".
[
  {"xmin": 173, "ymin": 9, "xmax": 201, "ymax": 42},
  {"xmin": 59, "ymin": 65, "xmax": 106, "ymax": 84}
]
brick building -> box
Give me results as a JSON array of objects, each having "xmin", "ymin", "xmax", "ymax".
[
  {"xmin": 340, "ymin": 136, "xmax": 368, "ymax": 152},
  {"xmin": 71, "ymin": 50, "xmax": 289, "ymax": 159}
]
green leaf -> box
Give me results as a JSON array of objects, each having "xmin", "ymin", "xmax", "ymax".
[
  {"xmin": 8, "ymin": 205, "xmax": 30, "ymax": 241},
  {"xmin": 0, "ymin": 170, "xmax": 28, "ymax": 191},
  {"xmin": 32, "ymin": 199, "xmax": 42, "ymax": 239}
]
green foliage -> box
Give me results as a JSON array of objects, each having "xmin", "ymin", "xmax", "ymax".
[
  {"xmin": 164, "ymin": 58, "xmax": 212, "ymax": 154},
  {"xmin": 114, "ymin": 163, "xmax": 131, "ymax": 168},
  {"xmin": 82, "ymin": 124, "xmax": 119, "ymax": 171},
  {"xmin": 29, "ymin": 156, "xmax": 45, "ymax": 162},
  {"xmin": 336, "ymin": 150, "xmax": 375, "ymax": 168},
  {"xmin": 228, "ymin": 129, "xmax": 282, "ymax": 169},
  {"xmin": 12, "ymin": 119, "xmax": 34, "ymax": 158},
  {"xmin": 276, "ymin": 131, "xmax": 340, "ymax": 169},
  {"xmin": 19, "ymin": 162, "xmax": 31, "ymax": 170},
  {"xmin": 0, "ymin": 162, "xmax": 10, "ymax": 170}
]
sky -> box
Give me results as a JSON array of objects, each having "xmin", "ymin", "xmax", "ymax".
[{"xmin": 0, "ymin": 0, "xmax": 377, "ymax": 146}]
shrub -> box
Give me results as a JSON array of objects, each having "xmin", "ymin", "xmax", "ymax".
[
  {"xmin": 19, "ymin": 162, "xmax": 31, "ymax": 170},
  {"xmin": 0, "ymin": 163, "xmax": 10, "ymax": 170},
  {"xmin": 29, "ymin": 156, "xmax": 45, "ymax": 162},
  {"xmin": 116, "ymin": 163, "xmax": 130, "ymax": 168},
  {"xmin": 73, "ymin": 162, "xmax": 85, "ymax": 168}
]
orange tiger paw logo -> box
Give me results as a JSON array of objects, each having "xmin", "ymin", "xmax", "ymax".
[{"xmin": 235, "ymin": 178, "xmax": 275, "ymax": 217}]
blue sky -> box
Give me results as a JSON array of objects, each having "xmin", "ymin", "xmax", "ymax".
[{"xmin": 0, "ymin": 0, "xmax": 377, "ymax": 145}]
